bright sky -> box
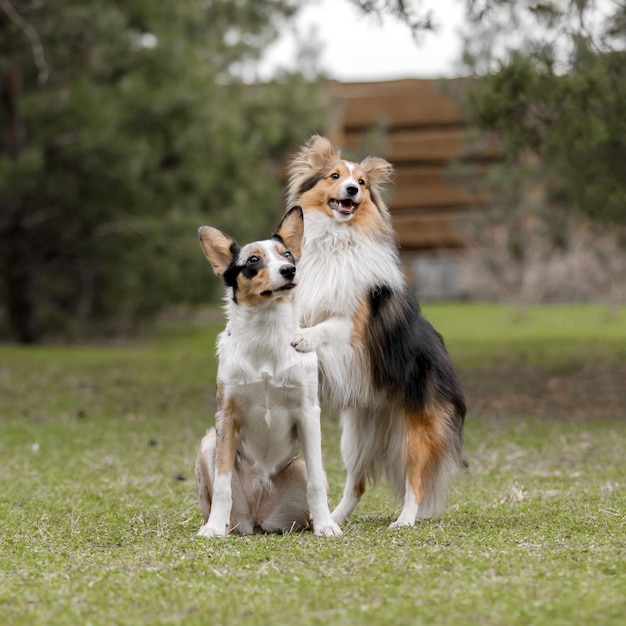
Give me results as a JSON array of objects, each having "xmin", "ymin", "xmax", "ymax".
[{"xmin": 259, "ymin": 0, "xmax": 466, "ymax": 81}]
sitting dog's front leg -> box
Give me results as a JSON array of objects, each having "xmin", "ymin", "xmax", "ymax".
[
  {"xmin": 197, "ymin": 407, "xmax": 240, "ymax": 538},
  {"xmin": 292, "ymin": 317, "xmax": 353, "ymax": 353},
  {"xmin": 296, "ymin": 374, "xmax": 342, "ymax": 537}
]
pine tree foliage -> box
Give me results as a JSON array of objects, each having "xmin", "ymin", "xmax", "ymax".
[
  {"xmin": 0, "ymin": 0, "xmax": 327, "ymax": 341},
  {"xmin": 463, "ymin": 0, "xmax": 626, "ymax": 225}
]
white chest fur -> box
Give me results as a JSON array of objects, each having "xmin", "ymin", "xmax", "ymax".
[
  {"xmin": 292, "ymin": 212, "xmax": 406, "ymax": 407},
  {"xmin": 298, "ymin": 211, "xmax": 404, "ymax": 326},
  {"xmin": 296, "ymin": 211, "xmax": 405, "ymax": 325},
  {"xmin": 217, "ymin": 301, "xmax": 318, "ymax": 477}
]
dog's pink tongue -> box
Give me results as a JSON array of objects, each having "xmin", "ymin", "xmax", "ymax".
[{"xmin": 339, "ymin": 200, "xmax": 353, "ymax": 213}]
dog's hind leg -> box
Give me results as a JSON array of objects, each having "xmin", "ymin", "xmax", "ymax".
[
  {"xmin": 331, "ymin": 471, "xmax": 366, "ymax": 525},
  {"xmin": 195, "ymin": 428, "xmax": 216, "ymax": 522},
  {"xmin": 228, "ymin": 468, "xmax": 255, "ymax": 534},
  {"xmin": 389, "ymin": 405, "xmax": 454, "ymax": 529},
  {"xmin": 195, "ymin": 428, "xmax": 254, "ymax": 534},
  {"xmin": 257, "ymin": 458, "xmax": 310, "ymax": 533}
]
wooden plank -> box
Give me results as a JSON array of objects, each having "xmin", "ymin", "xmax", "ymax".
[
  {"xmin": 391, "ymin": 212, "xmax": 466, "ymax": 250},
  {"xmin": 343, "ymin": 128, "xmax": 463, "ymax": 163},
  {"xmin": 343, "ymin": 128, "xmax": 503, "ymax": 163},
  {"xmin": 389, "ymin": 165, "xmax": 491, "ymax": 209},
  {"xmin": 323, "ymin": 78, "xmax": 501, "ymax": 250},
  {"xmin": 330, "ymin": 79, "xmax": 464, "ymax": 130}
]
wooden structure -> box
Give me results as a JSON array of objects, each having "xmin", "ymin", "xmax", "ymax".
[{"xmin": 327, "ymin": 79, "xmax": 502, "ymax": 250}]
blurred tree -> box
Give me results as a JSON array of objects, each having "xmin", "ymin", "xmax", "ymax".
[
  {"xmin": 0, "ymin": 0, "xmax": 328, "ymax": 342},
  {"xmin": 348, "ymin": 0, "xmax": 436, "ymax": 34},
  {"xmin": 462, "ymin": 0, "xmax": 626, "ymax": 226},
  {"xmin": 350, "ymin": 1, "xmax": 625, "ymax": 226},
  {"xmin": 347, "ymin": 0, "xmax": 626, "ymax": 303}
]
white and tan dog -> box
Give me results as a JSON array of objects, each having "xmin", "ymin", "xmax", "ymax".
[{"xmin": 195, "ymin": 207, "xmax": 341, "ymax": 537}]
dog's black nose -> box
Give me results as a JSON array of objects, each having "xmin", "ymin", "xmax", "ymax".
[
  {"xmin": 346, "ymin": 185, "xmax": 358, "ymax": 196},
  {"xmin": 280, "ymin": 264, "xmax": 296, "ymax": 280}
]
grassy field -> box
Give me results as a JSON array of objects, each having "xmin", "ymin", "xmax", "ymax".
[{"xmin": 1, "ymin": 303, "xmax": 624, "ymax": 625}]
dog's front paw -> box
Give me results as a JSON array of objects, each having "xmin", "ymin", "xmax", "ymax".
[
  {"xmin": 197, "ymin": 523, "xmax": 228, "ymax": 538},
  {"xmin": 291, "ymin": 327, "xmax": 321, "ymax": 353},
  {"xmin": 314, "ymin": 521, "xmax": 343, "ymax": 537}
]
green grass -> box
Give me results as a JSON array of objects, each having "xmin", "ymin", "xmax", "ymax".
[
  {"xmin": 1, "ymin": 303, "xmax": 624, "ymax": 625},
  {"xmin": 421, "ymin": 302, "xmax": 626, "ymax": 367}
]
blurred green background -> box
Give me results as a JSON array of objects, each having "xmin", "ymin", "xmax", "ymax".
[{"xmin": 1, "ymin": 0, "xmax": 624, "ymax": 343}]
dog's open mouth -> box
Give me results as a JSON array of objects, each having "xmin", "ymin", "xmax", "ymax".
[
  {"xmin": 329, "ymin": 198, "xmax": 356, "ymax": 215},
  {"xmin": 260, "ymin": 283, "xmax": 296, "ymax": 297}
]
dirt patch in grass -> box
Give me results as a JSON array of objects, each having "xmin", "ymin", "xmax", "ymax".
[{"xmin": 462, "ymin": 363, "xmax": 626, "ymax": 420}]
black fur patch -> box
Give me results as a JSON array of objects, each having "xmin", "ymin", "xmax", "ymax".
[
  {"xmin": 221, "ymin": 242, "xmax": 242, "ymax": 303},
  {"xmin": 240, "ymin": 263, "xmax": 261, "ymax": 280},
  {"xmin": 271, "ymin": 234, "xmax": 288, "ymax": 249},
  {"xmin": 366, "ymin": 285, "xmax": 466, "ymax": 424},
  {"xmin": 369, "ymin": 188, "xmax": 387, "ymax": 217},
  {"xmin": 297, "ymin": 170, "xmax": 325, "ymax": 196}
]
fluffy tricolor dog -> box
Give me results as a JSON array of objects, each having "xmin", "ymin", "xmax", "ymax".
[
  {"xmin": 195, "ymin": 207, "xmax": 341, "ymax": 537},
  {"xmin": 286, "ymin": 135, "xmax": 466, "ymax": 528}
]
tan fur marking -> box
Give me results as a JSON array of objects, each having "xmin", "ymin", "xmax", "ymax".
[
  {"xmin": 275, "ymin": 207, "xmax": 304, "ymax": 259},
  {"xmin": 199, "ymin": 460, "xmax": 213, "ymax": 503},
  {"xmin": 195, "ymin": 428, "xmax": 217, "ymax": 521},
  {"xmin": 349, "ymin": 196, "xmax": 392, "ymax": 237},
  {"xmin": 215, "ymin": 396, "xmax": 241, "ymax": 475},
  {"xmin": 404, "ymin": 406, "xmax": 448, "ymax": 504},
  {"xmin": 275, "ymin": 457, "xmax": 308, "ymax": 488},
  {"xmin": 286, "ymin": 135, "xmax": 339, "ymax": 206},
  {"xmin": 198, "ymin": 226, "xmax": 235, "ymax": 276},
  {"xmin": 296, "ymin": 186, "xmax": 335, "ymax": 218},
  {"xmin": 351, "ymin": 296, "xmax": 370, "ymax": 345},
  {"xmin": 354, "ymin": 479, "xmax": 366, "ymax": 499},
  {"xmin": 236, "ymin": 266, "xmax": 273, "ymax": 306},
  {"xmin": 246, "ymin": 245, "xmax": 264, "ymax": 258}
]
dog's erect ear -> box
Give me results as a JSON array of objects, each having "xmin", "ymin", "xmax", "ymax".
[
  {"xmin": 303, "ymin": 135, "xmax": 339, "ymax": 168},
  {"xmin": 198, "ymin": 226, "xmax": 236, "ymax": 276},
  {"xmin": 286, "ymin": 135, "xmax": 340, "ymax": 206},
  {"xmin": 360, "ymin": 156, "xmax": 394, "ymax": 224},
  {"xmin": 274, "ymin": 206, "xmax": 304, "ymax": 260},
  {"xmin": 360, "ymin": 156, "xmax": 393, "ymax": 187},
  {"xmin": 289, "ymin": 135, "xmax": 339, "ymax": 175}
]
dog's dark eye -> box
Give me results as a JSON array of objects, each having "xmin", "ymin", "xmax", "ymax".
[
  {"xmin": 247, "ymin": 255, "xmax": 260, "ymax": 265},
  {"xmin": 329, "ymin": 172, "xmax": 340, "ymax": 180},
  {"xmin": 358, "ymin": 178, "xmax": 365, "ymax": 186},
  {"xmin": 283, "ymin": 250, "xmax": 294, "ymax": 261}
]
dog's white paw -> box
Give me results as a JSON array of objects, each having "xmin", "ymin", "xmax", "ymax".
[
  {"xmin": 388, "ymin": 516, "xmax": 415, "ymax": 530},
  {"xmin": 197, "ymin": 523, "xmax": 228, "ymax": 538},
  {"xmin": 314, "ymin": 521, "xmax": 343, "ymax": 537},
  {"xmin": 291, "ymin": 328, "xmax": 320, "ymax": 353},
  {"xmin": 331, "ymin": 501, "xmax": 356, "ymax": 525}
]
